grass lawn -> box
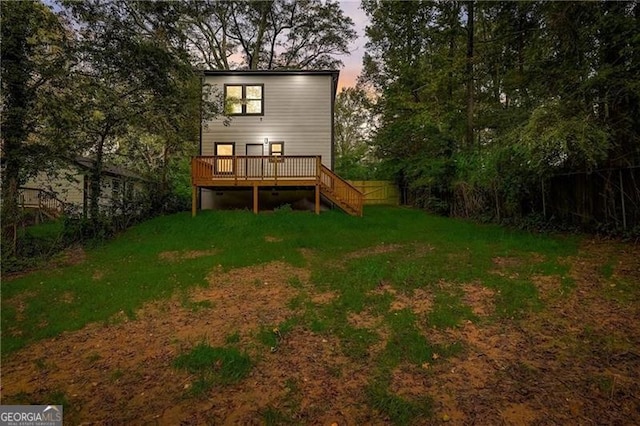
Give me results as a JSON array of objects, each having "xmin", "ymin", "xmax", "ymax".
[{"xmin": 2, "ymin": 206, "xmax": 638, "ymax": 424}]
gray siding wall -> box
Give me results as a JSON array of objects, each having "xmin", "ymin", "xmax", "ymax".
[{"xmin": 201, "ymin": 74, "xmax": 333, "ymax": 167}]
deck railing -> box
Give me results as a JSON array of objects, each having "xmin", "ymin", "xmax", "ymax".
[
  {"xmin": 191, "ymin": 155, "xmax": 363, "ymax": 216},
  {"xmin": 192, "ymin": 155, "xmax": 321, "ymax": 185},
  {"xmin": 18, "ymin": 187, "xmax": 65, "ymax": 217}
]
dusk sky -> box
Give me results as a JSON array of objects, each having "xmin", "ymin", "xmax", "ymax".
[{"xmin": 338, "ymin": 1, "xmax": 369, "ymax": 90}]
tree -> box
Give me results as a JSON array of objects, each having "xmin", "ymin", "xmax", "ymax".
[
  {"xmin": 181, "ymin": 0, "xmax": 357, "ymax": 70},
  {"xmin": 465, "ymin": 0, "xmax": 474, "ymax": 147},
  {"xmin": 362, "ymin": 0, "xmax": 640, "ymax": 225},
  {"xmin": 334, "ymin": 87, "xmax": 376, "ymax": 179},
  {"xmin": 1, "ymin": 0, "xmax": 71, "ymax": 252},
  {"xmin": 60, "ymin": 0, "xmax": 206, "ymax": 217}
]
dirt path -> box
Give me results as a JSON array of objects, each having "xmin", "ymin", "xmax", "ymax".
[{"xmin": 1, "ymin": 240, "xmax": 638, "ymax": 424}]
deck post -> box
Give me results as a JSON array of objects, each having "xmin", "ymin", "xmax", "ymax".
[
  {"xmin": 315, "ymin": 184, "xmax": 320, "ymax": 215},
  {"xmin": 253, "ymin": 184, "xmax": 259, "ymax": 214},
  {"xmin": 191, "ymin": 186, "xmax": 197, "ymax": 217},
  {"xmin": 316, "ymin": 156, "xmax": 322, "ymax": 182}
]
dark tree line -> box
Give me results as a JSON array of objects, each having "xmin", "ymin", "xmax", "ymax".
[{"xmin": 362, "ymin": 0, "xmax": 640, "ymax": 232}]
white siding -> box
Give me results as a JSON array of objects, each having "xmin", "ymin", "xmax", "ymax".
[
  {"xmin": 202, "ymin": 74, "xmax": 333, "ymax": 167},
  {"xmin": 25, "ymin": 168, "xmax": 146, "ymax": 215},
  {"xmin": 24, "ymin": 167, "xmax": 85, "ymax": 211}
]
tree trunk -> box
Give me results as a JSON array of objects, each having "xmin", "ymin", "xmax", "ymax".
[
  {"xmin": 466, "ymin": 0, "xmax": 474, "ymax": 147},
  {"xmin": 249, "ymin": 1, "xmax": 272, "ymax": 69},
  {"xmin": 89, "ymin": 132, "xmax": 107, "ymax": 220},
  {"xmin": 1, "ymin": 2, "xmax": 33, "ymax": 254}
]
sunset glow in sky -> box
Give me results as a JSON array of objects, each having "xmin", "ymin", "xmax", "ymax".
[{"xmin": 337, "ymin": 1, "xmax": 369, "ymax": 90}]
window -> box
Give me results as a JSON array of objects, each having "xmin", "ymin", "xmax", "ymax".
[
  {"xmin": 269, "ymin": 142, "xmax": 284, "ymax": 162},
  {"xmin": 224, "ymin": 84, "xmax": 264, "ymax": 116},
  {"xmin": 112, "ymin": 179, "xmax": 121, "ymax": 202},
  {"xmin": 215, "ymin": 142, "xmax": 235, "ymax": 174}
]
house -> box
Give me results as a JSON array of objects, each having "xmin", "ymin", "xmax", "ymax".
[
  {"xmin": 191, "ymin": 70, "xmax": 363, "ymax": 216},
  {"xmin": 21, "ymin": 156, "xmax": 147, "ymax": 218}
]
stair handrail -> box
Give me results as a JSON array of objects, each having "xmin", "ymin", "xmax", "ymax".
[
  {"xmin": 319, "ymin": 165, "xmax": 364, "ymax": 216},
  {"xmin": 18, "ymin": 187, "xmax": 66, "ymax": 214}
]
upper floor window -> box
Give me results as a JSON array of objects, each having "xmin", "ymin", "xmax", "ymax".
[{"xmin": 224, "ymin": 84, "xmax": 264, "ymax": 116}]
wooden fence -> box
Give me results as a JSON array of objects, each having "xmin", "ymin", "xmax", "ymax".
[
  {"xmin": 546, "ymin": 166, "xmax": 639, "ymax": 231},
  {"xmin": 401, "ymin": 165, "xmax": 639, "ymax": 233},
  {"xmin": 348, "ymin": 181, "xmax": 400, "ymax": 205}
]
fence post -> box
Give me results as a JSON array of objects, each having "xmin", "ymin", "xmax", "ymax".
[
  {"xmin": 541, "ymin": 179, "xmax": 547, "ymax": 219},
  {"xmin": 619, "ymin": 169, "xmax": 627, "ymax": 230}
]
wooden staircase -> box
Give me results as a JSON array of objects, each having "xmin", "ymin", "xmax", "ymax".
[
  {"xmin": 19, "ymin": 187, "xmax": 65, "ymax": 222},
  {"xmin": 319, "ymin": 165, "xmax": 364, "ymax": 216}
]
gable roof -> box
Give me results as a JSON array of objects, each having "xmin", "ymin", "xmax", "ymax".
[{"xmin": 74, "ymin": 156, "xmax": 146, "ymax": 180}]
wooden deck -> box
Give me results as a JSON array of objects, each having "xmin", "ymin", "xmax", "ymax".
[{"xmin": 191, "ymin": 155, "xmax": 364, "ymax": 216}]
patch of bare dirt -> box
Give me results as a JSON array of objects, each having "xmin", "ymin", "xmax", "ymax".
[
  {"xmin": 3, "ymin": 291, "xmax": 39, "ymax": 336},
  {"xmin": 490, "ymin": 254, "xmax": 545, "ymax": 280},
  {"xmin": 531, "ymin": 274, "xmax": 564, "ymax": 300},
  {"xmin": 264, "ymin": 235, "xmax": 283, "ymax": 243},
  {"xmin": 347, "ymin": 310, "xmax": 382, "ymax": 329},
  {"xmin": 389, "ymin": 364, "xmax": 430, "ymax": 400},
  {"xmin": 369, "ymin": 282, "xmax": 397, "ymax": 296},
  {"xmin": 2, "ymin": 290, "xmax": 38, "ymax": 323},
  {"xmin": 389, "ymin": 288, "xmax": 433, "ymax": 315},
  {"xmin": 58, "ymin": 291, "xmax": 74, "ymax": 304},
  {"xmin": 2, "ymin": 246, "xmax": 88, "ymax": 282},
  {"xmin": 92, "ymin": 269, "xmax": 105, "ymax": 280},
  {"xmin": 158, "ymin": 249, "xmax": 219, "ymax": 262},
  {"xmin": 310, "ymin": 291, "xmax": 338, "ymax": 305},
  {"xmin": 500, "ymin": 403, "xmax": 538, "ymax": 425},
  {"xmin": 53, "ymin": 244, "xmax": 86, "ymax": 267},
  {"xmin": 297, "ymin": 248, "xmax": 316, "ymax": 264},
  {"xmin": 462, "ymin": 283, "xmax": 496, "ymax": 316},
  {"xmin": 344, "ymin": 243, "xmax": 402, "ymax": 260},
  {"xmin": 492, "ymin": 256, "xmax": 524, "ymax": 268},
  {"xmin": 0, "ymin": 261, "xmax": 317, "ymax": 423}
]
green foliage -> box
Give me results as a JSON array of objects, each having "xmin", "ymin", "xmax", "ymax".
[
  {"xmin": 373, "ymin": 109, "xmax": 456, "ymax": 213},
  {"xmin": 520, "ymin": 102, "xmax": 611, "ymax": 174},
  {"xmin": 1, "ymin": 0, "xmax": 73, "ymax": 253},
  {"xmin": 173, "ymin": 342, "xmax": 252, "ymax": 393},
  {"xmin": 363, "ymin": 1, "xmax": 640, "ymax": 231},
  {"xmin": 366, "ymin": 379, "xmax": 432, "ymax": 425},
  {"xmin": 334, "ymin": 87, "xmax": 379, "ymax": 180},
  {"xmin": 1, "ymin": 220, "xmax": 64, "ymax": 273}
]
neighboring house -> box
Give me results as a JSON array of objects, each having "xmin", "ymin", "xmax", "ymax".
[
  {"xmin": 192, "ymin": 70, "xmax": 363, "ymax": 216},
  {"xmin": 21, "ymin": 156, "xmax": 147, "ymax": 217}
]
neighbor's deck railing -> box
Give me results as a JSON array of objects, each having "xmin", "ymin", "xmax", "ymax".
[
  {"xmin": 18, "ymin": 187, "xmax": 66, "ymax": 221},
  {"xmin": 191, "ymin": 155, "xmax": 321, "ymax": 185}
]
